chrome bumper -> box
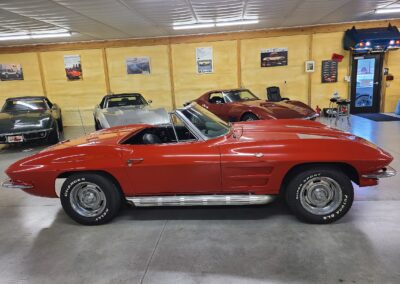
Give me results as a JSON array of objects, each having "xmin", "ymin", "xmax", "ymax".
[
  {"xmin": 2, "ymin": 179, "xmax": 34, "ymax": 189},
  {"xmin": 304, "ymin": 113, "xmax": 319, "ymax": 120},
  {"xmin": 362, "ymin": 166, "xmax": 397, "ymax": 179}
]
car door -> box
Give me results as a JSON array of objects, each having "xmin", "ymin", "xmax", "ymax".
[{"xmin": 121, "ymin": 140, "xmax": 221, "ymax": 196}]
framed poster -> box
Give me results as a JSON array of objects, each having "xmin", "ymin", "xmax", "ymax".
[
  {"xmin": 261, "ymin": 48, "xmax": 288, "ymax": 67},
  {"xmin": 126, "ymin": 57, "xmax": 151, "ymax": 75},
  {"xmin": 305, "ymin": 60, "xmax": 315, "ymax": 73},
  {"xmin": 64, "ymin": 55, "xmax": 82, "ymax": 81},
  {"xmin": 321, "ymin": 60, "xmax": 338, "ymax": 83},
  {"xmin": 196, "ymin": 47, "xmax": 213, "ymax": 73},
  {"xmin": 0, "ymin": 64, "xmax": 23, "ymax": 81}
]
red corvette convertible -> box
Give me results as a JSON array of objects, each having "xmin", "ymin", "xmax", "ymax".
[
  {"xmin": 3, "ymin": 103, "xmax": 395, "ymax": 225},
  {"xmin": 193, "ymin": 88, "xmax": 317, "ymax": 121}
]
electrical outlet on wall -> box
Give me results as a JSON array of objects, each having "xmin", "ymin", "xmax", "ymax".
[{"xmin": 344, "ymin": 76, "xmax": 351, "ymax": 82}]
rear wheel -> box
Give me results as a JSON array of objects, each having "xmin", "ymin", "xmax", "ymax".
[
  {"xmin": 241, "ymin": 113, "xmax": 259, "ymax": 121},
  {"xmin": 285, "ymin": 167, "xmax": 353, "ymax": 224},
  {"xmin": 60, "ymin": 173, "xmax": 122, "ymax": 225}
]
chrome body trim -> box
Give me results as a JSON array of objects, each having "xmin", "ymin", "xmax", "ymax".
[
  {"xmin": 127, "ymin": 194, "xmax": 275, "ymax": 207},
  {"xmin": 362, "ymin": 166, "xmax": 397, "ymax": 179},
  {"xmin": 0, "ymin": 128, "xmax": 53, "ymax": 136},
  {"xmin": 2, "ymin": 179, "xmax": 34, "ymax": 189}
]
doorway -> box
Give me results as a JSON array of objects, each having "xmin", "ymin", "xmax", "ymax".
[{"xmin": 350, "ymin": 53, "xmax": 383, "ymax": 114}]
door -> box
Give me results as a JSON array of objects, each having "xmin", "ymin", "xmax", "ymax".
[
  {"xmin": 121, "ymin": 141, "xmax": 221, "ymax": 195},
  {"xmin": 350, "ymin": 53, "xmax": 383, "ymax": 114}
]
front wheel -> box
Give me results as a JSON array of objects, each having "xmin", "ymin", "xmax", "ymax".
[
  {"xmin": 285, "ymin": 167, "xmax": 354, "ymax": 224},
  {"xmin": 60, "ymin": 173, "xmax": 122, "ymax": 225},
  {"xmin": 47, "ymin": 123, "xmax": 60, "ymax": 145}
]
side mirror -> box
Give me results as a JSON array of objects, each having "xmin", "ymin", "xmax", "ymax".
[{"xmin": 148, "ymin": 100, "xmax": 153, "ymax": 104}]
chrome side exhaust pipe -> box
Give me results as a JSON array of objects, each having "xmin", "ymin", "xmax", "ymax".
[{"xmin": 127, "ymin": 194, "xmax": 275, "ymax": 207}]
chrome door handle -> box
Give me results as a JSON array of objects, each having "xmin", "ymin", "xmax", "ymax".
[
  {"xmin": 254, "ymin": 153, "xmax": 264, "ymax": 158},
  {"xmin": 127, "ymin": 158, "xmax": 144, "ymax": 167}
]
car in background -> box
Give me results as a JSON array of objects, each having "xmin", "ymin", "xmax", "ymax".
[
  {"xmin": 3, "ymin": 102, "xmax": 395, "ymax": 225},
  {"xmin": 0, "ymin": 96, "xmax": 62, "ymax": 145},
  {"xmin": 191, "ymin": 88, "xmax": 317, "ymax": 122},
  {"xmin": 93, "ymin": 93, "xmax": 169, "ymax": 130}
]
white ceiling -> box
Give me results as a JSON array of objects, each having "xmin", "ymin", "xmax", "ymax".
[{"xmin": 0, "ymin": 0, "xmax": 399, "ymax": 46}]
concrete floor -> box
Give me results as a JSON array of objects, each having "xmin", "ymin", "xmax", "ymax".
[{"xmin": 0, "ymin": 116, "xmax": 399, "ymax": 284}]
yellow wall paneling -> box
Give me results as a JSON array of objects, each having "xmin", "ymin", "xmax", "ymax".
[{"xmin": 0, "ymin": 19, "xmax": 399, "ymax": 126}]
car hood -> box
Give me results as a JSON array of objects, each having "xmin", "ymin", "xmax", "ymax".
[
  {"xmin": 237, "ymin": 99, "xmax": 315, "ymax": 119},
  {"xmin": 98, "ymin": 106, "xmax": 170, "ymax": 127},
  {"xmin": 233, "ymin": 119, "xmax": 355, "ymax": 141},
  {"xmin": 0, "ymin": 110, "xmax": 53, "ymax": 134}
]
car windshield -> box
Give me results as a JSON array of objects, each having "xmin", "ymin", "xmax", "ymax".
[
  {"xmin": 106, "ymin": 95, "xmax": 147, "ymax": 108},
  {"xmin": 223, "ymin": 90, "xmax": 259, "ymax": 102},
  {"xmin": 179, "ymin": 104, "xmax": 230, "ymax": 139},
  {"xmin": 2, "ymin": 98, "xmax": 48, "ymax": 112}
]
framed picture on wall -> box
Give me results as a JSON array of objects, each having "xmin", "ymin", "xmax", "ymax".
[
  {"xmin": 0, "ymin": 64, "xmax": 24, "ymax": 81},
  {"xmin": 321, "ymin": 60, "xmax": 338, "ymax": 83},
  {"xmin": 196, "ymin": 47, "xmax": 213, "ymax": 74},
  {"xmin": 64, "ymin": 55, "xmax": 82, "ymax": 81},
  {"xmin": 126, "ymin": 57, "xmax": 151, "ymax": 75},
  {"xmin": 305, "ymin": 60, "xmax": 315, "ymax": 73},
  {"xmin": 261, "ymin": 48, "xmax": 288, "ymax": 67}
]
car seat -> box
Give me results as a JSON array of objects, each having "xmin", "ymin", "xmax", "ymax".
[
  {"xmin": 142, "ymin": 133, "xmax": 162, "ymax": 144},
  {"xmin": 266, "ymin": 86, "xmax": 289, "ymax": 102}
]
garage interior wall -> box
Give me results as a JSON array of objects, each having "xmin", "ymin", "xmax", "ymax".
[{"xmin": 0, "ymin": 21, "xmax": 400, "ymax": 126}]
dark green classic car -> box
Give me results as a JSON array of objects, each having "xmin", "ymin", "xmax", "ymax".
[{"xmin": 0, "ymin": 96, "xmax": 63, "ymax": 145}]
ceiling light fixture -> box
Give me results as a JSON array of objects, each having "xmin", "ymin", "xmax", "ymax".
[
  {"xmin": 375, "ymin": 8, "xmax": 400, "ymax": 14},
  {"xmin": 173, "ymin": 23, "xmax": 215, "ymax": 30},
  {"xmin": 216, "ymin": 20, "xmax": 259, "ymax": 27},
  {"xmin": 0, "ymin": 31, "xmax": 71, "ymax": 41}
]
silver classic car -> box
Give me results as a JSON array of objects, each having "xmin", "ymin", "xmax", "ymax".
[{"xmin": 93, "ymin": 93, "xmax": 169, "ymax": 130}]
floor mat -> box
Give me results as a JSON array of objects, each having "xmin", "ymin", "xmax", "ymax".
[{"xmin": 354, "ymin": 113, "xmax": 400, "ymax": 122}]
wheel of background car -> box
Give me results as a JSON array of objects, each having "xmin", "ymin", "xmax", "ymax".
[
  {"xmin": 48, "ymin": 123, "xmax": 60, "ymax": 145},
  {"xmin": 58, "ymin": 117, "xmax": 64, "ymax": 132},
  {"xmin": 241, "ymin": 113, "xmax": 259, "ymax": 121},
  {"xmin": 60, "ymin": 173, "xmax": 122, "ymax": 225},
  {"xmin": 94, "ymin": 119, "xmax": 101, "ymax": 131},
  {"xmin": 285, "ymin": 166, "xmax": 354, "ymax": 224}
]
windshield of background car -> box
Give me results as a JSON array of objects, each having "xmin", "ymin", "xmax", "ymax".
[
  {"xmin": 223, "ymin": 90, "xmax": 259, "ymax": 103},
  {"xmin": 106, "ymin": 95, "xmax": 147, "ymax": 108},
  {"xmin": 180, "ymin": 104, "xmax": 230, "ymax": 138},
  {"xmin": 2, "ymin": 99, "xmax": 48, "ymax": 112}
]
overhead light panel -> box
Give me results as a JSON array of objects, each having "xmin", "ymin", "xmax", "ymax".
[
  {"xmin": 0, "ymin": 31, "xmax": 71, "ymax": 41},
  {"xmin": 375, "ymin": 8, "xmax": 400, "ymax": 14},
  {"xmin": 173, "ymin": 23, "xmax": 215, "ymax": 30},
  {"xmin": 216, "ymin": 20, "xmax": 259, "ymax": 27}
]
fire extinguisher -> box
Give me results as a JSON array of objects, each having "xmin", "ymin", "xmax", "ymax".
[{"xmin": 316, "ymin": 105, "xmax": 321, "ymax": 116}]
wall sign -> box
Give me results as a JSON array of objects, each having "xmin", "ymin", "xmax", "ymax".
[
  {"xmin": 64, "ymin": 55, "xmax": 82, "ymax": 81},
  {"xmin": 305, "ymin": 61, "xmax": 315, "ymax": 73},
  {"xmin": 126, "ymin": 57, "xmax": 151, "ymax": 75},
  {"xmin": 0, "ymin": 64, "xmax": 24, "ymax": 81},
  {"xmin": 321, "ymin": 60, "xmax": 338, "ymax": 83},
  {"xmin": 261, "ymin": 48, "xmax": 288, "ymax": 67},
  {"xmin": 196, "ymin": 47, "xmax": 213, "ymax": 74}
]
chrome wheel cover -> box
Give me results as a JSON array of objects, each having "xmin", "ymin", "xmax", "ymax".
[
  {"xmin": 299, "ymin": 176, "xmax": 342, "ymax": 215},
  {"xmin": 70, "ymin": 182, "xmax": 106, "ymax": 217}
]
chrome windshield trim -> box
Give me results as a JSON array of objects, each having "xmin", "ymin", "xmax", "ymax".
[
  {"xmin": 174, "ymin": 109, "xmax": 206, "ymax": 141},
  {"xmin": 362, "ymin": 166, "xmax": 397, "ymax": 179},
  {"xmin": 174, "ymin": 102, "xmax": 231, "ymax": 141},
  {"xmin": 0, "ymin": 128, "xmax": 53, "ymax": 136}
]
